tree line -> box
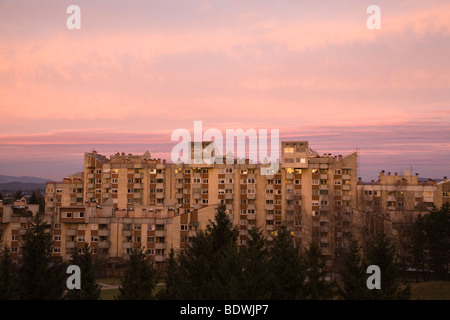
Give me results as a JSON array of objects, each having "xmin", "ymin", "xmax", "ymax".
[{"xmin": 1, "ymin": 203, "xmax": 448, "ymax": 300}]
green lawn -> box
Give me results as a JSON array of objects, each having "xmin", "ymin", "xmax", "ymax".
[
  {"xmin": 409, "ymin": 281, "xmax": 450, "ymax": 300},
  {"xmin": 98, "ymin": 278, "xmax": 450, "ymax": 300},
  {"xmin": 98, "ymin": 279, "xmax": 165, "ymax": 300}
]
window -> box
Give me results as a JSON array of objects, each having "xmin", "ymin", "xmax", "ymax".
[
  {"xmin": 334, "ymin": 180, "xmax": 342, "ymax": 185},
  {"xmin": 65, "ymin": 212, "xmax": 72, "ymax": 218},
  {"xmin": 54, "ymin": 235, "xmax": 61, "ymax": 241},
  {"xmin": 91, "ymin": 236, "xmax": 98, "ymax": 242},
  {"xmin": 54, "ymin": 223, "xmax": 61, "ymax": 229},
  {"xmin": 202, "ymin": 199, "xmax": 208, "ymax": 204},
  {"xmin": 284, "ymin": 147, "xmax": 294, "ymax": 153},
  {"xmin": 334, "ymin": 169, "xmax": 341, "ymax": 175},
  {"xmin": 226, "ymin": 168, "xmax": 233, "ymax": 173},
  {"xmin": 181, "ymin": 224, "xmax": 188, "ymax": 231},
  {"xmin": 312, "ymin": 179, "xmax": 319, "ymax": 185},
  {"xmin": 77, "ymin": 235, "xmax": 85, "ymax": 242},
  {"xmin": 12, "ymin": 234, "xmax": 19, "ymax": 241},
  {"xmin": 53, "ymin": 248, "xmax": 61, "ymax": 253},
  {"xmin": 202, "ymin": 179, "xmax": 208, "ymax": 184},
  {"xmin": 74, "ymin": 212, "xmax": 84, "ymax": 218}
]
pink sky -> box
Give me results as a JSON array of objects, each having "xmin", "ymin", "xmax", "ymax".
[{"xmin": 0, "ymin": 1, "xmax": 449, "ymax": 180}]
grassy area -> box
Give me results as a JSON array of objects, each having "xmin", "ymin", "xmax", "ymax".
[
  {"xmin": 98, "ymin": 278, "xmax": 450, "ymax": 300},
  {"xmin": 409, "ymin": 281, "xmax": 450, "ymax": 300},
  {"xmin": 98, "ymin": 277, "xmax": 121, "ymax": 286},
  {"xmin": 98, "ymin": 279, "xmax": 165, "ymax": 300}
]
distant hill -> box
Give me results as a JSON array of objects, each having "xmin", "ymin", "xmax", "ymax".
[
  {"xmin": 0, "ymin": 175, "xmax": 52, "ymax": 193},
  {"xmin": 0, "ymin": 174, "xmax": 52, "ymax": 184},
  {"xmin": 0, "ymin": 182, "xmax": 47, "ymax": 193}
]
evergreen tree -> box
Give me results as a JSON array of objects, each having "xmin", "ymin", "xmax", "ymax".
[
  {"xmin": 166, "ymin": 203, "xmax": 242, "ymax": 299},
  {"xmin": 65, "ymin": 244, "xmax": 101, "ymax": 300},
  {"xmin": 422, "ymin": 203, "xmax": 450, "ymax": 280},
  {"xmin": 239, "ymin": 226, "xmax": 272, "ymax": 299},
  {"xmin": 338, "ymin": 237, "xmax": 370, "ymax": 300},
  {"xmin": 28, "ymin": 191, "xmax": 39, "ymax": 204},
  {"xmin": 267, "ymin": 225, "xmax": 306, "ymax": 299},
  {"xmin": 18, "ymin": 215, "xmax": 67, "ymax": 299},
  {"xmin": 364, "ymin": 232, "xmax": 411, "ymax": 300},
  {"xmin": 304, "ymin": 242, "xmax": 334, "ymax": 300},
  {"xmin": 14, "ymin": 190, "xmax": 23, "ymax": 201},
  {"xmin": 156, "ymin": 248, "xmax": 188, "ymax": 300},
  {"xmin": 411, "ymin": 214, "xmax": 427, "ymax": 282},
  {"xmin": 117, "ymin": 248, "xmax": 156, "ymax": 300},
  {"xmin": 0, "ymin": 244, "xmax": 19, "ymax": 300}
]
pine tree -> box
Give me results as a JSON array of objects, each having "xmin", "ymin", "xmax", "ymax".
[
  {"xmin": 65, "ymin": 244, "xmax": 101, "ymax": 300},
  {"xmin": 267, "ymin": 225, "xmax": 306, "ymax": 299},
  {"xmin": 239, "ymin": 226, "xmax": 272, "ymax": 299},
  {"xmin": 0, "ymin": 244, "xmax": 19, "ymax": 300},
  {"xmin": 28, "ymin": 191, "xmax": 39, "ymax": 204},
  {"xmin": 338, "ymin": 236, "xmax": 369, "ymax": 300},
  {"xmin": 167, "ymin": 203, "xmax": 242, "ymax": 299},
  {"xmin": 14, "ymin": 190, "xmax": 23, "ymax": 201},
  {"xmin": 304, "ymin": 242, "xmax": 334, "ymax": 300},
  {"xmin": 411, "ymin": 214, "xmax": 427, "ymax": 282},
  {"xmin": 117, "ymin": 248, "xmax": 156, "ymax": 300},
  {"xmin": 18, "ymin": 215, "xmax": 67, "ymax": 299},
  {"xmin": 364, "ymin": 232, "xmax": 411, "ymax": 300},
  {"xmin": 156, "ymin": 248, "xmax": 188, "ymax": 300},
  {"xmin": 422, "ymin": 203, "xmax": 450, "ymax": 280}
]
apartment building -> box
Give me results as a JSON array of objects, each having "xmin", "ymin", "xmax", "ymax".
[
  {"xmin": 2, "ymin": 142, "xmax": 447, "ymax": 274},
  {"xmin": 356, "ymin": 170, "xmax": 450, "ymax": 261},
  {"xmin": 0, "ymin": 198, "xmax": 40, "ymax": 262},
  {"xmin": 38, "ymin": 141, "xmax": 359, "ymax": 270}
]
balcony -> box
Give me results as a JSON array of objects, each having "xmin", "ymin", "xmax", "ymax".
[
  {"xmin": 103, "ymin": 172, "xmax": 111, "ymax": 179},
  {"xmin": 266, "ymin": 214, "xmax": 274, "ymax": 220},
  {"xmin": 103, "ymin": 183, "xmax": 111, "ymax": 189},
  {"xmin": 122, "ymin": 230, "xmax": 132, "ymax": 237},
  {"xmin": 176, "ymin": 183, "xmax": 183, "ymax": 189},
  {"xmin": 265, "ymin": 193, "xmax": 274, "ymax": 200},
  {"xmin": 87, "ymin": 183, "xmax": 94, "ymax": 189},
  {"xmin": 320, "ymin": 174, "xmax": 328, "ymax": 180},
  {"xmin": 156, "ymin": 173, "xmax": 164, "ymax": 180},
  {"xmin": 342, "ymin": 174, "xmax": 351, "ymax": 180},
  {"xmin": 175, "ymin": 193, "xmax": 183, "ymax": 199},
  {"xmin": 247, "ymin": 204, "xmax": 256, "ymax": 211},
  {"xmin": 86, "ymin": 192, "xmax": 94, "ymax": 198},
  {"xmin": 133, "ymin": 183, "xmax": 143, "ymax": 189},
  {"xmin": 342, "ymin": 195, "xmax": 351, "ymax": 201},
  {"xmin": 98, "ymin": 229, "xmax": 110, "ymax": 236},
  {"xmin": 134, "ymin": 173, "xmax": 143, "ymax": 179},
  {"xmin": 66, "ymin": 241, "xmax": 76, "ymax": 248},
  {"xmin": 123, "ymin": 242, "xmax": 132, "ymax": 249},
  {"xmin": 102, "ymin": 193, "xmax": 110, "ymax": 199},
  {"xmin": 156, "ymin": 193, "xmax": 164, "ymax": 199},
  {"xmin": 225, "ymin": 193, "xmax": 234, "ymax": 200},
  {"xmin": 286, "ymin": 173, "xmax": 294, "ymax": 180},
  {"xmin": 319, "ymin": 185, "xmax": 328, "ymax": 190},
  {"xmin": 363, "ymin": 195, "xmax": 373, "ymax": 201},
  {"xmin": 154, "ymin": 242, "xmax": 166, "ymax": 250},
  {"xmin": 342, "ymin": 185, "xmax": 351, "ymax": 191},
  {"xmin": 247, "ymin": 214, "xmax": 256, "ymax": 220},
  {"xmin": 265, "ymin": 224, "xmax": 274, "ymax": 231},
  {"xmin": 155, "ymin": 230, "xmax": 166, "ymax": 237},
  {"xmin": 265, "ymin": 204, "xmax": 274, "ymax": 210},
  {"xmin": 87, "ymin": 173, "xmax": 94, "ymax": 179},
  {"xmin": 133, "ymin": 193, "xmax": 142, "ymax": 199},
  {"xmin": 154, "ymin": 255, "xmax": 165, "ymax": 262},
  {"xmin": 247, "ymin": 193, "xmax": 256, "ymax": 200},
  {"xmin": 98, "ymin": 241, "xmax": 110, "ymax": 248},
  {"xmin": 66, "ymin": 229, "xmax": 76, "ymax": 236}
]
